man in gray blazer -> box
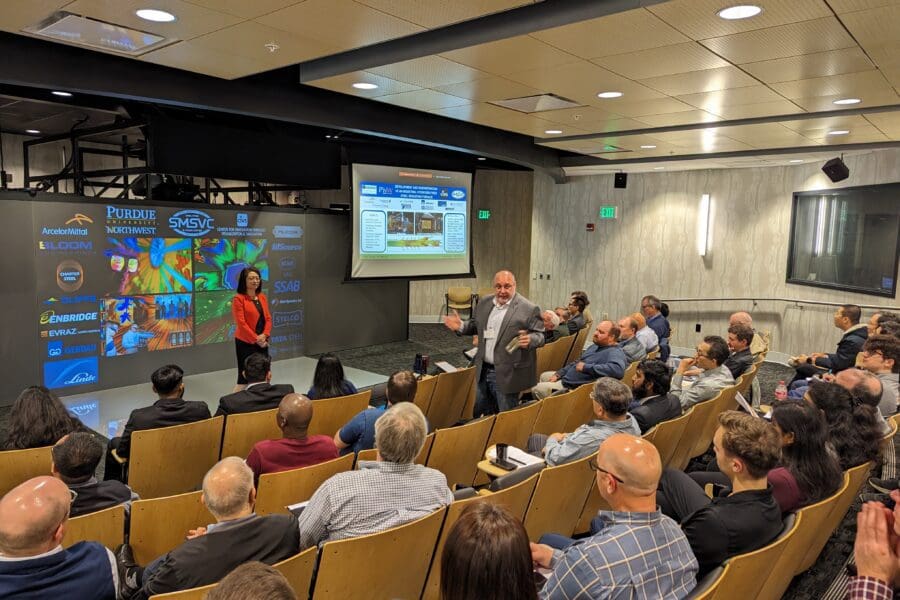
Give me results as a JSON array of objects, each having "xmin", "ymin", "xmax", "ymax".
[{"xmin": 443, "ymin": 270, "xmax": 544, "ymax": 416}]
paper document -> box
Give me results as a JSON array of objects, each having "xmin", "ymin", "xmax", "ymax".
[
  {"xmin": 486, "ymin": 445, "xmax": 545, "ymax": 467},
  {"xmin": 287, "ymin": 500, "xmax": 309, "ymax": 518},
  {"xmin": 735, "ymin": 392, "xmax": 758, "ymax": 417},
  {"xmin": 435, "ymin": 361, "xmax": 457, "ymax": 373},
  {"xmin": 464, "ymin": 347, "xmax": 477, "ymax": 360}
]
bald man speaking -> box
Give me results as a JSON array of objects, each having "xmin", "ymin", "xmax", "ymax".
[
  {"xmin": 0, "ymin": 476, "xmax": 118, "ymax": 599},
  {"xmin": 443, "ymin": 270, "xmax": 544, "ymax": 416}
]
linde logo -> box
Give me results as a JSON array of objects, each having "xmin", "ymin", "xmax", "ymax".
[
  {"xmin": 273, "ymin": 310, "xmax": 302, "ymax": 328},
  {"xmin": 169, "ymin": 209, "xmax": 214, "ymax": 237},
  {"xmin": 43, "ymin": 355, "xmax": 100, "ymax": 389},
  {"xmin": 107, "ymin": 206, "xmax": 156, "ymax": 220},
  {"xmin": 40, "ymin": 310, "xmax": 98, "ymax": 325},
  {"xmin": 39, "ymin": 240, "xmax": 92, "ymax": 251},
  {"xmin": 272, "ymin": 242, "xmax": 301, "ymax": 252},
  {"xmin": 274, "ymin": 280, "xmax": 301, "ymax": 293}
]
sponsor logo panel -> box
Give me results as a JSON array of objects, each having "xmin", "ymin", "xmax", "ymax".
[
  {"xmin": 43, "ymin": 357, "xmax": 99, "ymax": 389},
  {"xmin": 106, "ymin": 205, "xmax": 158, "ymax": 235},
  {"xmin": 169, "ymin": 209, "xmax": 214, "ymax": 237}
]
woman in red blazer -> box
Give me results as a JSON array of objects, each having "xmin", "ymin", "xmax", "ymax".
[{"xmin": 232, "ymin": 267, "xmax": 272, "ymax": 384}]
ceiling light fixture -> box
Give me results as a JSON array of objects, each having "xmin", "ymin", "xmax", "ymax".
[
  {"xmin": 25, "ymin": 129, "xmax": 41, "ymax": 135},
  {"xmin": 640, "ymin": 145, "xmax": 657, "ymax": 149},
  {"xmin": 789, "ymin": 159, "xmax": 803, "ymax": 163},
  {"xmin": 135, "ymin": 9, "xmax": 177, "ymax": 22},
  {"xmin": 352, "ymin": 82, "xmax": 378, "ymax": 90},
  {"xmin": 544, "ymin": 129, "xmax": 563, "ymax": 135},
  {"xmin": 51, "ymin": 90, "xmax": 73, "ymax": 97},
  {"xmin": 597, "ymin": 91, "xmax": 623, "ymax": 99},
  {"xmin": 827, "ymin": 129, "xmax": 850, "ymax": 136},
  {"xmin": 477, "ymin": 157, "xmax": 486, "ymax": 161},
  {"xmin": 717, "ymin": 5, "xmax": 762, "ymax": 20},
  {"xmin": 833, "ymin": 98, "xmax": 861, "ymax": 105},
  {"xmin": 264, "ymin": 42, "xmax": 279, "ymax": 53},
  {"xmin": 653, "ymin": 166, "xmax": 665, "ymax": 170}
]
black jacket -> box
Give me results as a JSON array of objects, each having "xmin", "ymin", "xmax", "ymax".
[
  {"xmin": 69, "ymin": 479, "xmax": 134, "ymax": 518},
  {"xmin": 117, "ymin": 398, "xmax": 211, "ymax": 458},
  {"xmin": 724, "ymin": 348, "xmax": 755, "ymax": 379},
  {"xmin": 214, "ymin": 383, "xmax": 295, "ymax": 416},
  {"xmin": 135, "ymin": 514, "xmax": 300, "ymax": 600},
  {"xmin": 815, "ymin": 325, "xmax": 868, "ymax": 373},
  {"xmin": 629, "ymin": 393, "xmax": 682, "ymax": 434}
]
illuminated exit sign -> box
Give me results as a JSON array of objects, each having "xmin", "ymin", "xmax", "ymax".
[
  {"xmin": 599, "ymin": 206, "xmax": 617, "ymax": 219},
  {"xmin": 478, "ymin": 209, "xmax": 491, "ymax": 220}
]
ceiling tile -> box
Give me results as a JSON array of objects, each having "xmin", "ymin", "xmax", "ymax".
[
  {"xmin": 369, "ymin": 56, "xmax": 486, "ymax": 88},
  {"xmin": 430, "ymin": 103, "xmax": 585, "ymax": 138},
  {"xmin": 186, "ymin": 20, "xmax": 335, "ymax": 67},
  {"xmin": 840, "ymin": 5, "xmax": 900, "ymax": 47},
  {"xmin": 740, "ymin": 48, "xmax": 876, "ymax": 83},
  {"xmin": 791, "ymin": 89, "xmax": 900, "ymax": 111},
  {"xmin": 779, "ymin": 113, "xmax": 873, "ymax": 134},
  {"xmin": 826, "ymin": 0, "xmax": 900, "ymax": 13},
  {"xmin": 700, "ymin": 18, "xmax": 856, "ymax": 64},
  {"xmin": 432, "ymin": 77, "xmax": 543, "ymax": 102},
  {"xmin": 66, "ymin": 0, "xmax": 242, "ymax": 40},
  {"xmin": 603, "ymin": 97, "xmax": 697, "ymax": 118},
  {"xmin": 647, "ymin": 0, "xmax": 834, "ymax": 39},
  {"xmin": 535, "ymin": 106, "xmax": 649, "ymax": 133},
  {"xmin": 677, "ymin": 85, "xmax": 788, "ymax": 112},
  {"xmin": 530, "ymin": 8, "xmax": 689, "ymax": 59},
  {"xmin": 441, "ymin": 36, "xmax": 580, "ymax": 76},
  {"xmin": 639, "ymin": 66, "xmax": 759, "ymax": 96},
  {"xmin": 355, "ymin": 0, "xmax": 531, "ymax": 28},
  {"xmin": 770, "ymin": 69, "xmax": 896, "ymax": 99},
  {"xmin": 866, "ymin": 41, "xmax": 900, "ymax": 69},
  {"xmin": 884, "ymin": 67, "xmax": 900, "ymax": 89},
  {"xmin": 375, "ymin": 89, "xmax": 471, "ymax": 111},
  {"xmin": 256, "ymin": 0, "xmax": 424, "ymax": 52},
  {"xmin": 505, "ymin": 60, "xmax": 667, "ymax": 106},
  {"xmin": 864, "ymin": 110, "xmax": 900, "ymax": 135},
  {"xmin": 636, "ymin": 110, "xmax": 722, "ymax": 127},
  {"xmin": 812, "ymin": 127, "xmax": 889, "ymax": 143},
  {"xmin": 140, "ymin": 40, "xmax": 271, "ymax": 79},
  {"xmin": 305, "ymin": 71, "xmax": 421, "ymax": 98},
  {"xmin": 0, "ymin": 1, "xmax": 73, "ymax": 33},
  {"xmin": 183, "ymin": 0, "xmax": 300, "ymax": 19},
  {"xmin": 592, "ymin": 42, "xmax": 730, "ymax": 80},
  {"xmin": 713, "ymin": 123, "xmax": 819, "ymax": 146},
  {"xmin": 711, "ymin": 99, "xmax": 806, "ymax": 119}
]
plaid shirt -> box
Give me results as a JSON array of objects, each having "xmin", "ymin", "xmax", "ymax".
[
  {"xmin": 541, "ymin": 510, "xmax": 698, "ymax": 600},
  {"xmin": 847, "ymin": 576, "xmax": 895, "ymax": 600},
  {"xmin": 296, "ymin": 460, "xmax": 452, "ymax": 549}
]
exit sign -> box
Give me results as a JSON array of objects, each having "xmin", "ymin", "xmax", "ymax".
[
  {"xmin": 478, "ymin": 209, "xmax": 491, "ymax": 220},
  {"xmin": 599, "ymin": 206, "xmax": 617, "ymax": 219}
]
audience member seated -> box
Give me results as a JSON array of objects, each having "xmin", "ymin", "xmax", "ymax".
[
  {"xmin": 531, "ymin": 434, "xmax": 698, "ymax": 598},
  {"xmin": 565, "ymin": 292, "xmax": 589, "ymax": 334},
  {"xmin": 306, "ymin": 353, "xmax": 358, "ymax": 400},
  {"xmin": 868, "ymin": 311, "xmax": 900, "ymax": 336},
  {"xmin": 206, "ymin": 561, "xmax": 297, "ymax": 600},
  {"xmin": 631, "ymin": 311, "xmax": 659, "ymax": 353},
  {"xmin": 541, "ymin": 310, "xmax": 562, "ymax": 343},
  {"xmin": 641, "ymin": 295, "xmax": 671, "ymax": 361},
  {"xmin": 656, "ymin": 411, "xmax": 782, "ymax": 576},
  {"xmin": 0, "ymin": 476, "xmax": 118, "ymax": 599},
  {"xmin": 790, "ymin": 304, "xmax": 868, "ymax": 384},
  {"xmin": 671, "ymin": 336, "xmax": 734, "ymax": 410},
  {"xmin": 246, "ymin": 394, "xmax": 338, "ymax": 482},
  {"xmin": 617, "ymin": 315, "xmax": 648, "ymax": 363},
  {"xmin": 215, "ymin": 353, "xmax": 294, "ymax": 416},
  {"xmin": 335, "ymin": 370, "xmax": 417, "ymax": 456},
  {"xmin": 879, "ymin": 320, "xmax": 900, "ymax": 339},
  {"xmin": 803, "ymin": 380, "xmax": 881, "ymax": 470},
  {"xmin": 531, "ymin": 321, "xmax": 628, "ymax": 399},
  {"xmin": 847, "ymin": 493, "xmax": 900, "ymax": 600},
  {"xmin": 628, "ymin": 359, "xmax": 682, "ymax": 433},
  {"xmin": 105, "ymin": 364, "xmax": 211, "ymax": 482},
  {"xmin": 860, "ymin": 335, "xmax": 900, "ymax": 416},
  {"xmin": 51, "ymin": 433, "xmax": 137, "ymax": 518},
  {"xmin": 118, "ymin": 457, "xmax": 299, "ymax": 600},
  {"xmin": 831, "ymin": 368, "xmax": 892, "ymax": 436},
  {"xmin": 441, "ymin": 503, "xmax": 537, "ymax": 600},
  {"xmin": 527, "ymin": 378, "xmax": 640, "ymax": 466},
  {"xmin": 296, "ymin": 403, "xmax": 452, "ymax": 548},
  {"xmin": 689, "ymin": 400, "xmax": 842, "ymax": 514},
  {"xmin": 724, "ymin": 324, "xmax": 756, "ymax": 379},
  {"xmin": 2, "ymin": 385, "xmax": 86, "ymax": 450},
  {"xmin": 729, "ymin": 311, "xmax": 767, "ymax": 356}
]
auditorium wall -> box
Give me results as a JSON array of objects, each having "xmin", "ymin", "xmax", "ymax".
[{"xmin": 528, "ymin": 148, "xmax": 900, "ymax": 360}]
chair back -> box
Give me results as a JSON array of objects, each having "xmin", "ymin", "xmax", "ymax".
[
  {"xmin": 620, "ymin": 361, "xmax": 639, "ymax": 387},
  {"xmin": 413, "ymin": 376, "xmax": 439, "ymax": 418},
  {"xmin": 647, "ymin": 348, "xmax": 660, "ymax": 360},
  {"xmin": 130, "ymin": 491, "xmax": 215, "ymax": 565},
  {"xmin": 220, "ymin": 407, "xmax": 279, "ymax": 459},
  {"xmin": 447, "ymin": 286, "xmax": 473, "ymax": 305},
  {"xmin": 532, "ymin": 389, "xmax": 579, "ymax": 436},
  {"xmin": 669, "ymin": 395, "xmax": 720, "ymax": 471},
  {"xmin": 648, "ymin": 409, "xmax": 691, "ymax": 468},
  {"xmin": 312, "ymin": 508, "xmax": 446, "ymax": 600},
  {"xmin": 0, "ymin": 445, "xmax": 53, "ymax": 497},
  {"xmin": 474, "ymin": 401, "xmax": 542, "ymax": 486},
  {"xmin": 562, "ymin": 383, "xmax": 595, "ymax": 433},
  {"xmin": 550, "ymin": 334, "xmax": 575, "ymax": 371},
  {"xmin": 421, "ymin": 474, "xmax": 539, "ymax": 600},
  {"xmin": 426, "ymin": 367, "xmax": 476, "ymax": 430},
  {"xmin": 564, "ymin": 327, "xmax": 589, "ymax": 365},
  {"xmin": 880, "ymin": 417, "xmax": 899, "ymax": 455},
  {"xmin": 307, "ymin": 390, "xmax": 372, "ymax": 438},
  {"xmin": 273, "ymin": 547, "xmax": 318, "ymax": 599},
  {"xmin": 149, "ymin": 584, "xmax": 216, "ymax": 599},
  {"xmin": 129, "ymin": 416, "xmax": 225, "ymax": 499},
  {"xmin": 574, "ymin": 483, "xmax": 611, "ymax": 535},
  {"xmin": 426, "ymin": 416, "xmax": 495, "ymax": 489},
  {"xmin": 63, "ymin": 504, "xmax": 126, "ymax": 550},
  {"xmin": 354, "ymin": 432, "xmax": 434, "ymax": 467},
  {"xmin": 686, "ymin": 386, "xmax": 738, "ymax": 460},
  {"xmin": 685, "ymin": 566, "xmax": 724, "ymax": 600},
  {"xmin": 523, "ymin": 451, "xmax": 597, "ymax": 541},
  {"xmin": 256, "ymin": 453, "xmax": 355, "ymax": 515}
]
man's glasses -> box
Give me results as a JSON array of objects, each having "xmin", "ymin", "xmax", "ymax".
[{"xmin": 589, "ymin": 461, "xmax": 625, "ymax": 484}]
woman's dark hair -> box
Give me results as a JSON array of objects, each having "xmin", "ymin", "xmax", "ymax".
[
  {"xmin": 4, "ymin": 386, "xmax": 84, "ymax": 450},
  {"xmin": 440, "ymin": 503, "xmax": 537, "ymax": 600},
  {"xmin": 312, "ymin": 353, "xmax": 347, "ymax": 399},
  {"xmin": 771, "ymin": 400, "xmax": 843, "ymax": 505},
  {"xmin": 806, "ymin": 380, "xmax": 881, "ymax": 470},
  {"xmin": 660, "ymin": 302, "xmax": 670, "ymax": 318},
  {"xmin": 236, "ymin": 267, "xmax": 263, "ymax": 295}
]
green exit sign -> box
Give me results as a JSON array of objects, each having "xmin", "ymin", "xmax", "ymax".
[
  {"xmin": 599, "ymin": 206, "xmax": 617, "ymax": 219},
  {"xmin": 478, "ymin": 209, "xmax": 491, "ymax": 220}
]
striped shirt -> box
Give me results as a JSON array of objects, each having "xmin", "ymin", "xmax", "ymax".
[{"xmin": 541, "ymin": 510, "xmax": 698, "ymax": 600}]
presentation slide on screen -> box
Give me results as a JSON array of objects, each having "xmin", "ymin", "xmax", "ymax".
[
  {"xmin": 350, "ymin": 163, "xmax": 473, "ymax": 279},
  {"xmin": 32, "ymin": 201, "xmax": 306, "ymax": 392}
]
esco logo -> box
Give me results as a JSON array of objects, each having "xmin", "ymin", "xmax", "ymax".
[{"xmin": 169, "ymin": 209, "xmax": 214, "ymax": 237}]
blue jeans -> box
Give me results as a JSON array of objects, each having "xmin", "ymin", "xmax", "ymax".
[{"xmin": 475, "ymin": 365, "xmax": 520, "ymax": 417}]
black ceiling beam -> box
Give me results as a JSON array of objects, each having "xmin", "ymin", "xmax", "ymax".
[
  {"xmin": 298, "ymin": 0, "xmax": 669, "ymax": 82},
  {"xmin": 0, "ymin": 33, "xmax": 566, "ymax": 181}
]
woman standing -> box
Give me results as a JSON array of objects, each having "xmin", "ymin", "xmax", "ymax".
[{"xmin": 232, "ymin": 267, "xmax": 271, "ymax": 385}]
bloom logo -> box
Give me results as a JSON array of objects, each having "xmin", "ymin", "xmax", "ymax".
[
  {"xmin": 169, "ymin": 209, "xmax": 214, "ymax": 237},
  {"xmin": 43, "ymin": 357, "xmax": 99, "ymax": 389},
  {"xmin": 273, "ymin": 310, "xmax": 303, "ymax": 328}
]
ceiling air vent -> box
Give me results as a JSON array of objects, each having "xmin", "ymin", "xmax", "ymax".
[
  {"xmin": 490, "ymin": 94, "xmax": 582, "ymax": 114},
  {"xmin": 24, "ymin": 12, "xmax": 175, "ymax": 56}
]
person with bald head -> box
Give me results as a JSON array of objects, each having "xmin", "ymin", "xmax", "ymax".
[
  {"xmin": 617, "ymin": 315, "xmax": 648, "ymax": 363},
  {"xmin": 245, "ymin": 393, "xmax": 338, "ymax": 482},
  {"xmin": 541, "ymin": 309, "xmax": 562, "ymax": 343},
  {"xmin": 531, "ymin": 434, "xmax": 697, "ymax": 599},
  {"xmin": 335, "ymin": 370, "xmax": 418, "ymax": 456},
  {"xmin": 443, "ymin": 270, "xmax": 545, "ymax": 415},
  {"xmin": 119, "ymin": 457, "xmax": 299, "ymax": 599},
  {"xmin": 631, "ymin": 311, "xmax": 659, "ymax": 353},
  {"xmin": 0, "ymin": 476, "xmax": 118, "ymax": 599},
  {"xmin": 729, "ymin": 311, "xmax": 768, "ymax": 356}
]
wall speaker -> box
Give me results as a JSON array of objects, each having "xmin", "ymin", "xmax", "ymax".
[
  {"xmin": 614, "ymin": 172, "xmax": 628, "ymax": 188},
  {"xmin": 822, "ymin": 157, "xmax": 849, "ymax": 183}
]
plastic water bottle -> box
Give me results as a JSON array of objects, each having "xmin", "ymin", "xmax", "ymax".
[{"xmin": 774, "ymin": 381, "xmax": 788, "ymax": 401}]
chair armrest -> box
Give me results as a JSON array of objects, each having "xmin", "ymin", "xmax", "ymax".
[{"xmin": 110, "ymin": 448, "xmax": 128, "ymax": 465}]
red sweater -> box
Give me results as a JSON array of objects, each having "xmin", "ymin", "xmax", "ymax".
[
  {"xmin": 232, "ymin": 293, "xmax": 272, "ymax": 344},
  {"xmin": 246, "ymin": 436, "xmax": 339, "ymax": 480}
]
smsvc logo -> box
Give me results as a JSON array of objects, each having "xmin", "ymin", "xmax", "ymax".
[
  {"xmin": 273, "ymin": 310, "xmax": 303, "ymax": 328},
  {"xmin": 43, "ymin": 357, "xmax": 99, "ymax": 389},
  {"xmin": 169, "ymin": 209, "xmax": 214, "ymax": 237}
]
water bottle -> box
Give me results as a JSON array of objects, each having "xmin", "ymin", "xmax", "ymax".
[{"xmin": 774, "ymin": 380, "xmax": 788, "ymax": 401}]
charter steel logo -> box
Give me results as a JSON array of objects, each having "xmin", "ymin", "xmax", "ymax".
[{"xmin": 169, "ymin": 209, "xmax": 214, "ymax": 237}]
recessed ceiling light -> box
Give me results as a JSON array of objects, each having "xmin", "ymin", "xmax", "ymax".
[
  {"xmin": 25, "ymin": 129, "xmax": 41, "ymax": 134},
  {"xmin": 827, "ymin": 129, "xmax": 850, "ymax": 136},
  {"xmin": 653, "ymin": 166, "xmax": 665, "ymax": 170},
  {"xmin": 717, "ymin": 5, "xmax": 762, "ymax": 20},
  {"xmin": 544, "ymin": 129, "xmax": 563, "ymax": 135},
  {"xmin": 135, "ymin": 9, "xmax": 177, "ymax": 23},
  {"xmin": 51, "ymin": 90, "xmax": 72, "ymax": 97},
  {"xmin": 477, "ymin": 157, "xmax": 486, "ymax": 161},
  {"xmin": 640, "ymin": 145, "xmax": 657, "ymax": 149},
  {"xmin": 597, "ymin": 91, "xmax": 623, "ymax": 99},
  {"xmin": 833, "ymin": 98, "xmax": 861, "ymax": 105},
  {"xmin": 352, "ymin": 82, "xmax": 378, "ymax": 90},
  {"xmin": 789, "ymin": 159, "xmax": 803, "ymax": 163}
]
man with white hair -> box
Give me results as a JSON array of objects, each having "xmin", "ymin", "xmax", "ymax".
[
  {"xmin": 297, "ymin": 402, "xmax": 452, "ymax": 548},
  {"xmin": 729, "ymin": 311, "xmax": 767, "ymax": 357},
  {"xmin": 542, "ymin": 310, "xmax": 562, "ymax": 343},
  {"xmin": 119, "ymin": 457, "xmax": 299, "ymax": 599}
]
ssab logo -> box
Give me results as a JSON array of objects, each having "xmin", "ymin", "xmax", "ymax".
[
  {"xmin": 274, "ymin": 280, "xmax": 301, "ymax": 294},
  {"xmin": 43, "ymin": 357, "xmax": 99, "ymax": 389},
  {"xmin": 169, "ymin": 209, "xmax": 214, "ymax": 237}
]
